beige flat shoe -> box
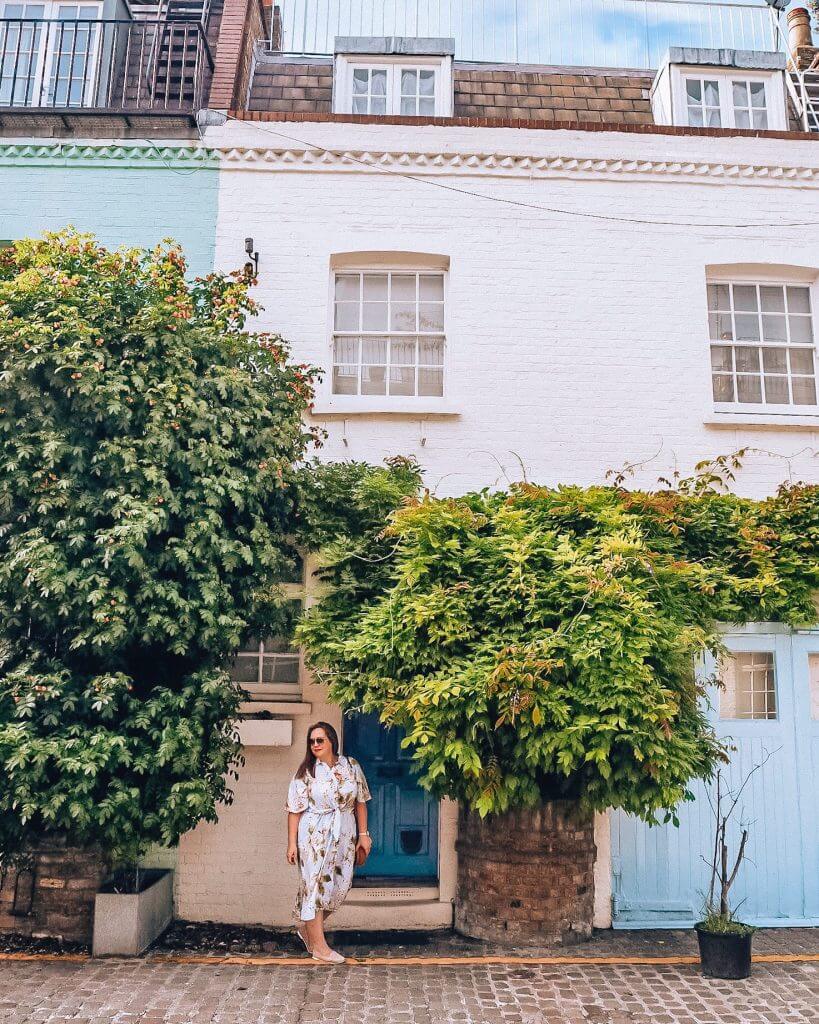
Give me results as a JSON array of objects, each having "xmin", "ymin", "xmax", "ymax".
[{"xmin": 311, "ymin": 949, "xmax": 345, "ymax": 964}]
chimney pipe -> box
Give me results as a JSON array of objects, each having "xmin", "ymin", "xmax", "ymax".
[{"xmin": 787, "ymin": 7, "xmax": 813, "ymax": 52}]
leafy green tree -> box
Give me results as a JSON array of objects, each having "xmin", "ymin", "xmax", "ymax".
[
  {"xmin": 299, "ymin": 465, "xmax": 818, "ymax": 821},
  {"xmin": 0, "ymin": 230, "xmax": 319, "ymax": 865}
]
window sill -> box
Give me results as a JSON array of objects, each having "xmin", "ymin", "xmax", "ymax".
[
  {"xmin": 310, "ymin": 397, "xmax": 460, "ymax": 417},
  {"xmin": 238, "ymin": 700, "xmax": 313, "ymax": 716},
  {"xmin": 705, "ymin": 410, "xmax": 819, "ymax": 429}
]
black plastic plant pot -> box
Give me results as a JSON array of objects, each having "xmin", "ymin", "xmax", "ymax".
[{"xmin": 695, "ymin": 923, "xmax": 753, "ymax": 980}]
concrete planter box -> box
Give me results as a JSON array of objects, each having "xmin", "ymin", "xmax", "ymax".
[{"xmin": 92, "ymin": 868, "xmax": 173, "ymax": 957}]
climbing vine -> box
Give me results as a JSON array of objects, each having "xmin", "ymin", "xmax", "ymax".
[{"xmin": 298, "ymin": 457, "xmax": 818, "ymax": 820}]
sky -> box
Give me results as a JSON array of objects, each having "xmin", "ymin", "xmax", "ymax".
[{"xmin": 281, "ymin": 0, "xmax": 781, "ymax": 68}]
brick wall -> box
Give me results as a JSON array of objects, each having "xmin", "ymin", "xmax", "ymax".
[
  {"xmin": 0, "ymin": 841, "xmax": 106, "ymax": 945},
  {"xmin": 248, "ymin": 58, "xmax": 333, "ymax": 113},
  {"xmin": 453, "ymin": 67, "xmax": 653, "ymax": 124},
  {"xmin": 209, "ymin": 0, "xmax": 270, "ymax": 109},
  {"xmin": 456, "ymin": 804, "xmax": 596, "ymax": 945},
  {"xmin": 247, "ymin": 56, "xmax": 652, "ymax": 123}
]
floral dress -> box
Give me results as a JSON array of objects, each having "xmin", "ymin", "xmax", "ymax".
[{"xmin": 286, "ymin": 755, "xmax": 371, "ymax": 922}]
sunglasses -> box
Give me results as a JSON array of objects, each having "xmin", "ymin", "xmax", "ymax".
[{"xmin": 310, "ymin": 737, "xmax": 326, "ymax": 746}]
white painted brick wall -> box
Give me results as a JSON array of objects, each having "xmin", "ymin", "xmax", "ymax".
[{"xmin": 177, "ymin": 121, "xmax": 819, "ymax": 927}]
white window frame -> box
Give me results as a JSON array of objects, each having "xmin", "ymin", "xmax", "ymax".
[
  {"xmin": 333, "ymin": 53, "xmax": 453, "ymax": 117},
  {"xmin": 312, "ymin": 254, "xmax": 457, "ymax": 416},
  {"xmin": 669, "ymin": 65, "xmax": 787, "ymax": 130},
  {"xmin": 706, "ymin": 274, "xmax": 819, "ymax": 414},
  {"xmin": 0, "ymin": 0, "xmax": 103, "ymax": 108},
  {"xmin": 230, "ymin": 571, "xmax": 306, "ymax": 703}
]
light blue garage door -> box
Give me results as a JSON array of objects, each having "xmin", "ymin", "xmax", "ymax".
[{"xmin": 611, "ymin": 628, "xmax": 819, "ymax": 928}]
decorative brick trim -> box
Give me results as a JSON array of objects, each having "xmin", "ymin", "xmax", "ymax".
[
  {"xmin": 227, "ymin": 108, "xmax": 819, "ymax": 142},
  {"xmin": 210, "ymin": 0, "xmax": 270, "ymax": 109},
  {"xmin": 215, "ymin": 143, "xmax": 819, "ymax": 189},
  {"xmin": 0, "ymin": 143, "xmax": 219, "ymax": 168}
]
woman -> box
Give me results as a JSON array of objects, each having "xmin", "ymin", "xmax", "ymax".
[{"xmin": 286, "ymin": 721, "xmax": 372, "ymax": 964}]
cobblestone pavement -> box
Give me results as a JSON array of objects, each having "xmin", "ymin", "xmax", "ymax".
[{"xmin": 1, "ymin": 956, "xmax": 818, "ymax": 1024}]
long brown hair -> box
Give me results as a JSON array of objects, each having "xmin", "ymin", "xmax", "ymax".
[{"xmin": 296, "ymin": 721, "xmax": 340, "ymax": 780}]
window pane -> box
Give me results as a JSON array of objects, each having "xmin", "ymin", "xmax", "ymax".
[
  {"xmin": 732, "ymin": 81, "xmax": 748, "ymax": 106},
  {"xmin": 752, "ymin": 109, "xmax": 768, "ymax": 129},
  {"xmin": 401, "ymin": 69, "xmax": 417, "ymax": 94},
  {"xmin": 371, "ymin": 95, "xmax": 387, "ymax": 114},
  {"xmin": 400, "ymin": 96, "xmax": 416, "ymax": 115},
  {"xmin": 686, "ymin": 79, "xmax": 702, "ymax": 102},
  {"xmin": 787, "ymin": 286, "xmax": 811, "ymax": 314},
  {"xmin": 334, "ymin": 303, "xmax": 359, "ymax": 331},
  {"xmin": 709, "ymin": 311, "xmax": 733, "ymax": 340},
  {"xmin": 737, "ymin": 375, "xmax": 762, "ymax": 403},
  {"xmin": 361, "ymin": 365, "xmax": 387, "ymax": 394},
  {"xmin": 420, "ymin": 338, "xmax": 445, "ymax": 365},
  {"xmin": 419, "ymin": 97, "xmax": 435, "ymax": 115},
  {"xmin": 362, "ymin": 301, "xmax": 388, "ymax": 330},
  {"xmin": 734, "ymin": 110, "xmax": 750, "ymax": 129},
  {"xmin": 391, "ymin": 275, "xmax": 416, "ymax": 300},
  {"xmin": 262, "ymin": 655, "xmax": 300, "ymax": 685},
  {"xmin": 750, "ymin": 81, "xmax": 765, "ymax": 106},
  {"xmin": 334, "ymin": 337, "xmax": 359, "ymax": 363},
  {"xmin": 688, "ymin": 107, "xmax": 704, "ymax": 127},
  {"xmin": 389, "ymin": 365, "xmax": 416, "ymax": 396},
  {"xmin": 789, "ymin": 316, "xmax": 813, "ymax": 344},
  {"xmin": 761, "ymin": 314, "xmax": 787, "ymax": 342},
  {"xmin": 391, "ymin": 302, "xmax": 416, "ymax": 331},
  {"xmin": 419, "ymin": 302, "xmax": 444, "ymax": 331},
  {"xmin": 352, "ymin": 69, "xmax": 368, "ymax": 94},
  {"xmin": 733, "ymin": 285, "xmax": 758, "ymax": 311},
  {"xmin": 712, "ymin": 374, "xmax": 735, "ymax": 402},
  {"xmin": 332, "ymin": 365, "xmax": 358, "ymax": 394},
  {"xmin": 335, "ymin": 276, "xmax": 359, "ymax": 302},
  {"xmin": 789, "ymin": 348, "xmax": 815, "ymax": 374},
  {"xmin": 704, "ymin": 80, "xmax": 719, "ymax": 105},
  {"xmin": 362, "ymin": 274, "xmax": 388, "ymax": 300},
  {"xmin": 361, "ymin": 337, "xmax": 387, "ymax": 362},
  {"xmin": 760, "ymin": 286, "xmax": 785, "ymax": 313},
  {"xmin": 390, "ymin": 338, "xmax": 416, "ymax": 364},
  {"xmin": 418, "ymin": 368, "xmax": 444, "ymax": 396},
  {"xmin": 420, "ymin": 274, "xmax": 444, "ymax": 300},
  {"xmin": 762, "ymin": 347, "xmax": 787, "ymax": 374},
  {"xmin": 763, "ymin": 376, "xmax": 789, "ymax": 404},
  {"xmin": 352, "ymin": 95, "xmax": 369, "ymax": 114},
  {"xmin": 734, "ymin": 313, "xmax": 760, "ymax": 341},
  {"xmin": 735, "ymin": 347, "xmax": 760, "ymax": 373},
  {"xmin": 792, "ymin": 377, "xmax": 817, "ymax": 404},
  {"xmin": 721, "ymin": 652, "xmax": 777, "ymax": 720},
  {"xmin": 229, "ymin": 655, "xmax": 259, "ymax": 684},
  {"xmin": 371, "ymin": 69, "xmax": 387, "ymax": 96},
  {"xmin": 705, "ymin": 108, "xmax": 722, "ymax": 128},
  {"xmin": 711, "ymin": 346, "xmax": 733, "ymax": 372},
  {"xmin": 419, "ymin": 70, "xmax": 435, "ymax": 95}
]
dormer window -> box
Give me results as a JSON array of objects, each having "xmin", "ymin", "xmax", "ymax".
[
  {"xmin": 651, "ymin": 48, "xmax": 787, "ymax": 131},
  {"xmin": 334, "ymin": 36, "xmax": 454, "ymax": 117},
  {"xmin": 683, "ymin": 75, "xmax": 769, "ymax": 129}
]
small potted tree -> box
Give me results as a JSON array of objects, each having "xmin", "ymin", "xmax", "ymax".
[{"xmin": 695, "ymin": 755, "xmax": 773, "ymax": 979}]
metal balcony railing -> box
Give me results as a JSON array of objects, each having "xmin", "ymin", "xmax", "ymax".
[
  {"xmin": 279, "ymin": 0, "xmax": 779, "ymax": 69},
  {"xmin": 0, "ymin": 17, "xmax": 213, "ymax": 113}
]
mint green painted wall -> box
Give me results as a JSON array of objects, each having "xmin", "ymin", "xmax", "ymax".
[{"xmin": 0, "ymin": 146, "xmax": 219, "ymax": 277}]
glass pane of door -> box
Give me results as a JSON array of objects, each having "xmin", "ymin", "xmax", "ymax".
[{"xmin": 0, "ymin": 3, "xmax": 46, "ymax": 105}]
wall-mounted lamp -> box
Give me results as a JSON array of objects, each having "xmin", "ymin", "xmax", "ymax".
[{"xmin": 244, "ymin": 237, "xmax": 260, "ymax": 278}]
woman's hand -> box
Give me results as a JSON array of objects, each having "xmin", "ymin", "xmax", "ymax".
[
  {"xmin": 356, "ymin": 833, "xmax": 373, "ymax": 858},
  {"xmin": 286, "ymin": 841, "xmax": 298, "ymax": 865}
]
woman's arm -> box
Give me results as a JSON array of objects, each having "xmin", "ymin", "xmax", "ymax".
[
  {"xmin": 355, "ymin": 801, "xmax": 372, "ymax": 856},
  {"xmin": 287, "ymin": 811, "xmax": 302, "ymax": 864}
]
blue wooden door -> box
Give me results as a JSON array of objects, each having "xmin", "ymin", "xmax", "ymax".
[
  {"xmin": 611, "ymin": 629, "xmax": 819, "ymax": 927},
  {"xmin": 344, "ymin": 712, "xmax": 438, "ymax": 879}
]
